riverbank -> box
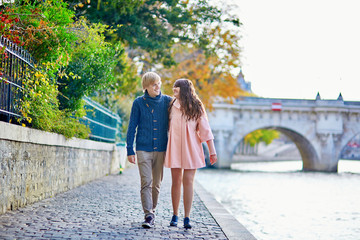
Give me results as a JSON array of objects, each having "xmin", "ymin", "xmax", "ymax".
[{"xmin": 0, "ymin": 166, "xmax": 256, "ymax": 240}]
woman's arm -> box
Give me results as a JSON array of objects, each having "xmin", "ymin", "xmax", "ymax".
[{"xmin": 206, "ymin": 139, "xmax": 217, "ymax": 165}]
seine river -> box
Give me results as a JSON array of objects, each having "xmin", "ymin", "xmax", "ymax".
[{"xmin": 196, "ymin": 160, "xmax": 360, "ymax": 240}]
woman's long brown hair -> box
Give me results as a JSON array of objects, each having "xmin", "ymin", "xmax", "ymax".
[{"xmin": 170, "ymin": 79, "xmax": 204, "ymax": 121}]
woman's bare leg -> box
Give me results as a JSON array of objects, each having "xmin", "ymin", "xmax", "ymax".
[
  {"xmin": 171, "ymin": 168, "xmax": 183, "ymax": 216},
  {"xmin": 183, "ymin": 169, "xmax": 196, "ymax": 218}
]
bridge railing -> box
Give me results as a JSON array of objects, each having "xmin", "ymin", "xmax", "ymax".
[
  {"xmin": 0, "ymin": 36, "xmax": 35, "ymax": 122},
  {"xmin": 235, "ymin": 96, "xmax": 358, "ymax": 107}
]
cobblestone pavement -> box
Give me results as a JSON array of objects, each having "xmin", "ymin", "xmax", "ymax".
[{"xmin": 0, "ymin": 166, "xmax": 228, "ymax": 239}]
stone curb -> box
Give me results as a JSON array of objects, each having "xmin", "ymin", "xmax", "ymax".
[{"xmin": 195, "ymin": 181, "xmax": 257, "ymax": 240}]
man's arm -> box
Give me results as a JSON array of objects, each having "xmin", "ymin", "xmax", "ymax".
[{"xmin": 126, "ymin": 100, "xmax": 140, "ymax": 159}]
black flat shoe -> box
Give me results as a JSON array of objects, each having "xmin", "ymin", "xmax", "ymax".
[
  {"xmin": 170, "ymin": 215, "xmax": 178, "ymax": 227},
  {"xmin": 184, "ymin": 217, "xmax": 192, "ymax": 229}
]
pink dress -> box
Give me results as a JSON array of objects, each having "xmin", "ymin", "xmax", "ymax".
[{"xmin": 164, "ymin": 100, "xmax": 214, "ymax": 169}]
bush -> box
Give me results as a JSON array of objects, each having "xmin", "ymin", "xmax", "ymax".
[
  {"xmin": 58, "ymin": 18, "xmax": 124, "ymax": 112},
  {"xmin": 2, "ymin": 0, "xmax": 77, "ymax": 68},
  {"xmin": 19, "ymin": 64, "xmax": 90, "ymax": 139},
  {"xmin": 2, "ymin": 0, "xmax": 134, "ymax": 139}
]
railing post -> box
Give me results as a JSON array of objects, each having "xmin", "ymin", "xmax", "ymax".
[
  {"xmin": 0, "ymin": 36, "xmax": 34, "ymax": 122},
  {"xmin": 6, "ymin": 77, "xmax": 10, "ymax": 122}
]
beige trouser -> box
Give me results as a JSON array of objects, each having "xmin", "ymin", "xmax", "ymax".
[{"xmin": 136, "ymin": 151, "xmax": 165, "ymax": 218}]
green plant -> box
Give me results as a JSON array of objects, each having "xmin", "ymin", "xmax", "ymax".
[
  {"xmin": 2, "ymin": 0, "xmax": 77, "ymax": 68},
  {"xmin": 244, "ymin": 129, "xmax": 280, "ymax": 147},
  {"xmin": 19, "ymin": 64, "xmax": 90, "ymax": 139},
  {"xmin": 1, "ymin": 1, "xmax": 130, "ymax": 139},
  {"xmin": 58, "ymin": 18, "xmax": 126, "ymax": 112}
]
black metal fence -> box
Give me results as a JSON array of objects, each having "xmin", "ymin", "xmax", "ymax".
[{"xmin": 0, "ymin": 36, "xmax": 35, "ymax": 122}]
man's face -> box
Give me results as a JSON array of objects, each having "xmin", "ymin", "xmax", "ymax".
[{"xmin": 145, "ymin": 80, "xmax": 161, "ymax": 97}]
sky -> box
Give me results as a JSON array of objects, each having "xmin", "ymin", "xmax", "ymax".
[{"xmin": 220, "ymin": 0, "xmax": 360, "ymax": 101}]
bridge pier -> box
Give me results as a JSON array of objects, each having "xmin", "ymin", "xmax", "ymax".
[
  {"xmin": 304, "ymin": 133, "xmax": 341, "ymax": 172},
  {"xmin": 213, "ymin": 130, "xmax": 232, "ymax": 169}
]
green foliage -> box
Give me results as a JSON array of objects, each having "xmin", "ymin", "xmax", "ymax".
[
  {"xmin": 19, "ymin": 65, "xmax": 90, "ymax": 139},
  {"xmin": 1, "ymin": 0, "xmax": 138, "ymax": 140},
  {"xmin": 8, "ymin": 0, "xmax": 77, "ymax": 67},
  {"xmin": 244, "ymin": 129, "xmax": 280, "ymax": 147},
  {"xmin": 66, "ymin": 0, "xmax": 239, "ymax": 68},
  {"xmin": 3, "ymin": 0, "xmax": 90, "ymax": 138},
  {"xmin": 58, "ymin": 18, "xmax": 125, "ymax": 112}
]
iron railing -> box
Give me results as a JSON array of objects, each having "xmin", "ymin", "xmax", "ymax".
[
  {"xmin": 82, "ymin": 97, "xmax": 123, "ymax": 143},
  {"xmin": 0, "ymin": 36, "xmax": 35, "ymax": 122}
]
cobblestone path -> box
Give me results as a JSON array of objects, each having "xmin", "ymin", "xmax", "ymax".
[{"xmin": 0, "ymin": 167, "xmax": 228, "ymax": 239}]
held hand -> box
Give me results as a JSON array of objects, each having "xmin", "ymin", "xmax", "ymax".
[
  {"xmin": 128, "ymin": 155, "xmax": 136, "ymax": 164},
  {"xmin": 210, "ymin": 154, "xmax": 217, "ymax": 165}
]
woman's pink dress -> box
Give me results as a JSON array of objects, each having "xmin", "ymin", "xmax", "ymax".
[{"xmin": 164, "ymin": 100, "xmax": 214, "ymax": 169}]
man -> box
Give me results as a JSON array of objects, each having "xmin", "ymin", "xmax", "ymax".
[{"xmin": 126, "ymin": 72, "xmax": 172, "ymax": 228}]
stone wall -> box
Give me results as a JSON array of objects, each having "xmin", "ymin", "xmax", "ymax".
[{"xmin": 0, "ymin": 121, "xmax": 126, "ymax": 214}]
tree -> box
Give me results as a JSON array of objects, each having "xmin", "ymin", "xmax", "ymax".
[
  {"xmin": 244, "ymin": 129, "xmax": 280, "ymax": 147},
  {"xmin": 65, "ymin": 0, "xmax": 240, "ymax": 69},
  {"xmin": 159, "ymin": 25, "xmax": 246, "ymax": 109},
  {"xmin": 57, "ymin": 18, "xmax": 127, "ymax": 112}
]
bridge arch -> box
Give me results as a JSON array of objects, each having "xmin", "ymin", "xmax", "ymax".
[
  {"xmin": 339, "ymin": 131, "xmax": 360, "ymax": 160},
  {"xmin": 210, "ymin": 97, "xmax": 360, "ymax": 172},
  {"xmin": 229, "ymin": 126, "xmax": 319, "ymax": 171}
]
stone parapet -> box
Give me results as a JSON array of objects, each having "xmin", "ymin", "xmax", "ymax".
[{"xmin": 0, "ymin": 121, "xmax": 125, "ymax": 214}]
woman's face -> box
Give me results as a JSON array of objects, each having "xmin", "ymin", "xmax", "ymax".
[{"xmin": 173, "ymin": 86, "xmax": 180, "ymax": 99}]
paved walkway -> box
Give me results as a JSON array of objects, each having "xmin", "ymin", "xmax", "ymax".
[{"xmin": 0, "ymin": 166, "xmax": 255, "ymax": 239}]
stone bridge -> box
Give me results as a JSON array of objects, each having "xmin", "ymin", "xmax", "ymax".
[{"xmin": 208, "ymin": 95, "xmax": 360, "ymax": 172}]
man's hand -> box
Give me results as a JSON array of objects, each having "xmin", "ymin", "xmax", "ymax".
[{"xmin": 128, "ymin": 155, "xmax": 136, "ymax": 164}]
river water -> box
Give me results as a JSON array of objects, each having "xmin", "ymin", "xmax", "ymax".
[{"xmin": 196, "ymin": 160, "xmax": 360, "ymax": 240}]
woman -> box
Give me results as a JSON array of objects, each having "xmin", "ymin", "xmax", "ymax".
[{"xmin": 164, "ymin": 79, "xmax": 217, "ymax": 229}]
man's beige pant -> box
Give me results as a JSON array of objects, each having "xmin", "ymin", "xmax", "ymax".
[{"xmin": 136, "ymin": 151, "xmax": 165, "ymax": 218}]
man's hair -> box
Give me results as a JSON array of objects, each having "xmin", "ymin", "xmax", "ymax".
[{"xmin": 142, "ymin": 72, "xmax": 161, "ymax": 90}]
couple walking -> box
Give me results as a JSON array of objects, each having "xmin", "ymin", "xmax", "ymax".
[{"xmin": 126, "ymin": 72, "xmax": 217, "ymax": 229}]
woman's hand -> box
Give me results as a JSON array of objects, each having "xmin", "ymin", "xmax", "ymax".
[
  {"xmin": 206, "ymin": 139, "xmax": 217, "ymax": 165},
  {"xmin": 210, "ymin": 154, "xmax": 217, "ymax": 165}
]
